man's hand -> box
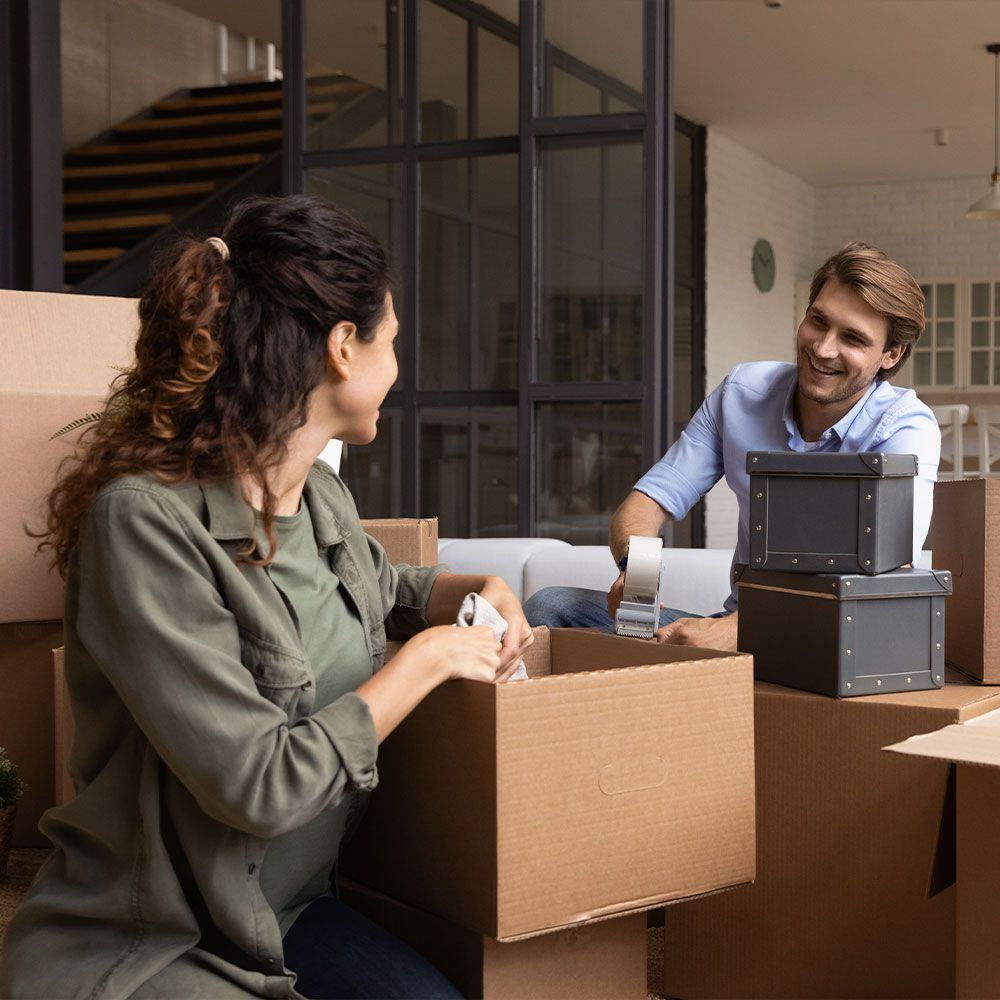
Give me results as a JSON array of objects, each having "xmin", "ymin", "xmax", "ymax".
[
  {"xmin": 606, "ymin": 571, "xmax": 626, "ymax": 620},
  {"xmin": 657, "ymin": 612, "xmax": 738, "ymax": 652}
]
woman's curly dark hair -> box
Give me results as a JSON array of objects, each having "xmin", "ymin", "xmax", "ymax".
[{"xmin": 38, "ymin": 194, "xmax": 390, "ymax": 574}]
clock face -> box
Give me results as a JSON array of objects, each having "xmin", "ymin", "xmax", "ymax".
[{"xmin": 752, "ymin": 238, "xmax": 775, "ymax": 292}]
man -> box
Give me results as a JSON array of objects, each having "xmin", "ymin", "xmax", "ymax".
[{"xmin": 524, "ymin": 241, "xmax": 941, "ymax": 651}]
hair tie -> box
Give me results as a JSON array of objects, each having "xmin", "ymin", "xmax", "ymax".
[{"xmin": 206, "ymin": 236, "xmax": 230, "ymax": 261}]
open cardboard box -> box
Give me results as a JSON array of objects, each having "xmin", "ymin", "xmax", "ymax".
[
  {"xmin": 885, "ymin": 706, "xmax": 1000, "ymax": 999},
  {"xmin": 662, "ymin": 674, "xmax": 1000, "ymax": 1000},
  {"xmin": 930, "ymin": 478, "xmax": 1000, "ymax": 683},
  {"xmin": 338, "ymin": 878, "xmax": 647, "ymax": 1000},
  {"xmin": 341, "ymin": 627, "xmax": 756, "ymax": 941},
  {"xmin": 0, "ymin": 288, "xmax": 138, "ymax": 844}
]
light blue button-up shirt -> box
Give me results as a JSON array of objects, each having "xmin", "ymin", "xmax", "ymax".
[{"xmin": 634, "ymin": 361, "xmax": 941, "ymax": 612}]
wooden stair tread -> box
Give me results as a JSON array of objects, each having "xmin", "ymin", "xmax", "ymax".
[
  {"xmin": 65, "ymin": 213, "xmax": 173, "ymax": 234},
  {"xmin": 64, "ymin": 247, "xmax": 127, "ymax": 264},
  {"xmin": 64, "ymin": 153, "xmax": 263, "ymax": 180},
  {"xmin": 65, "ymin": 180, "xmax": 215, "ymax": 206},
  {"xmin": 153, "ymin": 78, "xmax": 367, "ymax": 113},
  {"xmin": 115, "ymin": 107, "xmax": 283, "ymax": 132},
  {"xmin": 67, "ymin": 129, "xmax": 283, "ymax": 158}
]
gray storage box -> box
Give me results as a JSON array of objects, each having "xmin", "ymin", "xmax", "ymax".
[
  {"xmin": 735, "ymin": 565, "xmax": 951, "ymax": 698},
  {"xmin": 747, "ymin": 451, "xmax": 917, "ymax": 575}
]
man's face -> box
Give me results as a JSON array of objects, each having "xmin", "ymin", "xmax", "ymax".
[{"xmin": 795, "ymin": 278, "xmax": 904, "ymax": 407}]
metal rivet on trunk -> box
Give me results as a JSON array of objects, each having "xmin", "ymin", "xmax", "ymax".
[
  {"xmin": 876, "ymin": 679, "xmax": 882, "ymax": 686},
  {"xmin": 846, "ymin": 615, "xmax": 852, "ymax": 622},
  {"xmin": 845, "ymin": 682, "xmax": 852, "ymax": 690},
  {"xmin": 755, "ymin": 524, "xmax": 762, "ymax": 531},
  {"xmin": 936, "ymin": 642, "xmax": 941, "ymax": 649},
  {"xmin": 864, "ymin": 559, "xmax": 871, "ymax": 566},
  {"xmin": 936, "ymin": 611, "xmax": 941, "ymax": 617},
  {"xmin": 846, "ymin": 649, "xmax": 852, "ymax": 656},
  {"xmin": 791, "ymin": 557, "xmax": 798, "ymax": 564},
  {"xmin": 752, "ymin": 456, "xmax": 758, "ymax": 463},
  {"xmin": 755, "ymin": 492, "xmax": 763, "ymax": 499},
  {"xmin": 845, "ymin": 581, "xmax": 852, "ymax": 587},
  {"xmin": 865, "ymin": 494, "xmax": 872, "ymax": 501},
  {"xmin": 864, "ymin": 527, "xmax": 872, "ymax": 533},
  {"xmin": 755, "ymin": 557, "xmax": 762, "ymax": 563},
  {"xmin": 827, "ymin": 559, "xmax": 834, "ymax": 565},
  {"xmin": 935, "ymin": 675, "xmax": 942, "ymax": 683},
  {"xmin": 907, "ymin": 677, "xmax": 912, "ymax": 684}
]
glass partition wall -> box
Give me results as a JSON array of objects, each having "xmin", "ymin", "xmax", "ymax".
[{"xmin": 283, "ymin": 0, "xmax": 703, "ymax": 544}]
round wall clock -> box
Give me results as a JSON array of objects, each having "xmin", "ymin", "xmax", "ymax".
[{"xmin": 752, "ymin": 238, "xmax": 776, "ymax": 292}]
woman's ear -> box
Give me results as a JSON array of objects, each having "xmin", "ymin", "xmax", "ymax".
[{"xmin": 326, "ymin": 321, "xmax": 358, "ymax": 382}]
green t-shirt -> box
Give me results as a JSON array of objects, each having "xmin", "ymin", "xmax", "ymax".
[{"xmin": 257, "ymin": 501, "xmax": 374, "ymax": 935}]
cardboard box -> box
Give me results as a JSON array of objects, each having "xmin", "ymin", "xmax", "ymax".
[
  {"xmin": 341, "ymin": 627, "xmax": 756, "ymax": 941},
  {"xmin": 929, "ymin": 478, "xmax": 1000, "ymax": 683},
  {"xmin": 885, "ymin": 707, "xmax": 1000, "ymax": 1000},
  {"xmin": 338, "ymin": 878, "xmax": 647, "ymax": 1000},
  {"xmin": 0, "ymin": 289, "xmax": 137, "ymax": 844},
  {"xmin": 52, "ymin": 518, "xmax": 441, "ymax": 809},
  {"xmin": 363, "ymin": 517, "xmax": 439, "ymax": 567},
  {"xmin": 662, "ymin": 676, "xmax": 1000, "ymax": 999}
]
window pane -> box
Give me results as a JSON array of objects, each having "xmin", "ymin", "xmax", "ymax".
[
  {"xmin": 995, "ymin": 281, "xmax": 1000, "ymax": 316},
  {"xmin": 305, "ymin": 0, "xmax": 399, "ymax": 149},
  {"xmin": 540, "ymin": 138, "xmax": 643, "ymax": 382},
  {"xmin": 421, "ymin": 1, "xmax": 467, "ymax": 141},
  {"xmin": 675, "ymin": 130, "xmax": 694, "ymax": 285},
  {"xmin": 536, "ymin": 402, "xmax": 643, "ymax": 543},
  {"xmin": 913, "ymin": 352, "xmax": 931, "ymax": 384},
  {"xmin": 936, "ymin": 321, "xmax": 954, "ymax": 347},
  {"xmin": 972, "ymin": 282, "xmax": 990, "ymax": 317},
  {"xmin": 549, "ymin": 67, "xmax": 601, "ymax": 116},
  {"xmin": 543, "ymin": 0, "xmax": 643, "ymax": 116},
  {"xmin": 479, "ymin": 228, "xmax": 518, "ymax": 389},
  {"xmin": 936, "ymin": 351, "xmax": 954, "ymax": 385},
  {"xmin": 937, "ymin": 283, "xmax": 955, "ymax": 317},
  {"xmin": 971, "ymin": 351, "xmax": 990, "ymax": 386},
  {"xmin": 995, "ymin": 352, "xmax": 1000, "ymax": 386},
  {"xmin": 920, "ymin": 285, "xmax": 933, "ymax": 314},
  {"xmin": 341, "ymin": 408, "xmax": 401, "ymax": 517},
  {"xmin": 995, "ymin": 321, "xmax": 1000, "ymax": 347},
  {"xmin": 420, "ymin": 407, "xmax": 517, "ymax": 536},
  {"xmin": 420, "ymin": 210, "xmax": 470, "ymax": 389},
  {"xmin": 305, "ymin": 163, "xmax": 402, "ymax": 260},
  {"xmin": 477, "ymin": 28, "xmax": 518, "ymax": 137},
  {"xmin": 972, "ymin": 321, "xmax": 990, "ymax": 347}
]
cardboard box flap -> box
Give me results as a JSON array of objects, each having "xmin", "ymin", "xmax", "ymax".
[{"xmin": 885, "ymin": 707, "xmax": 1000, "ymax": 768}]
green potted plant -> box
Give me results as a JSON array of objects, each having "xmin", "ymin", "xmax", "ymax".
[{"xmin": 0, "ymin": 746, "xmax": 27, "ymax": 879}]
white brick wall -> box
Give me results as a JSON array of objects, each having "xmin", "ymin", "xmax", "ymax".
[
  {"xmin": 703, "ymin": 130, "xmax": 818, "ymax": 547},
  {"xmin": 814, "ymin": 176, "xmax": 1000, "ymax": 277}
]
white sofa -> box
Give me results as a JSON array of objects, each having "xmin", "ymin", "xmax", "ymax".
[{"xmin": 437, "ymin": 538, "xmax": 935, "ymax": 618}]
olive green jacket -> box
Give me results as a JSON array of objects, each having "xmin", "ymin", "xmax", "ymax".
[{"xmin": 0, "ymin": 465, "xmax": 444, "ymax": 999}]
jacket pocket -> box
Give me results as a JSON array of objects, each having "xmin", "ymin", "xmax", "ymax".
[{"xmin": 238, "ymin": 628, "xmax": 309, "ymax": 709}]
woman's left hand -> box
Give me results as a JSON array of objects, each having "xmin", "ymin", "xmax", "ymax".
[{"xmin": 479, "ymin": 576, "xmax": 534, "ymax": 679}]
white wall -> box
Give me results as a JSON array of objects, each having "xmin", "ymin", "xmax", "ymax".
[
  {"xmin": 702, "ymin": 129, "xmax": 818, "ymax": 547},
  {"xmin": 814, "ymin": 176, "xmax": 1000, "ymax": 279},
  {"xmin": 61, "ymin": 0, "xmax": 220, "ymax": 149}
]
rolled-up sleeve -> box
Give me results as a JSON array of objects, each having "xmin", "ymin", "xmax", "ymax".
[
  {"xmin": 365, "ymin": 532, "xmax": 447, "ymax": 640},
  {"xmin": 76, "ymin": 486, "xmax": 377, "ymax": 841},
  {"xmin": 634, "ymin": 379, "xmax": 726, "ymax": 519}
]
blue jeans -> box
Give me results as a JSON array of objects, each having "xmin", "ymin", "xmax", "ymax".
[
  {"xmin": 523, "ymin": 586, "xmax": 703, "ymax": 632},
  {"xmin": 282, "ymin": 895, "xmax": 462, "ymax": 999}
]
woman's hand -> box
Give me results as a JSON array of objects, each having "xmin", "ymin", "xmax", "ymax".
[
  {"xmin": 478, "ymin": 576, "xmax": 534, "ymax": 679},
  {"xmin": 403, "ymin": 624, "xmax": 504, "ymax": 683}
]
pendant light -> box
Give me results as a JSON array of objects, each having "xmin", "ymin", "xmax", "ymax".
[{"xmin": 966, "ymin": 43, "xmax": 1000, "ymax": 220}]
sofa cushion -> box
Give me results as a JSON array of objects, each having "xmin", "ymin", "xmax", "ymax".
[{"xmin": 437, "ymin": 538, "xmax": 569, "ymax": 602}]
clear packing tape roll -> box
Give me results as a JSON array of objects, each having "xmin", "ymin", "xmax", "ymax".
[{"xmin": 614, "ymin": 535, "xmax": 663, "ymax": 640}]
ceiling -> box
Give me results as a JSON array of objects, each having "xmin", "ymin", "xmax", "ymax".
[
  {"xmin": 675, "ymin": 0, "xmax": 1000, "ymax": 186},
  {"xmin": 166, "ymin": 0, "xmax": 1000, "ymax": 187}
]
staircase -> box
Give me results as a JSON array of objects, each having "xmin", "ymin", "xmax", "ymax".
[{"xmin": 63, "ymin": 75, "xmax": 378, "ymax": 293}]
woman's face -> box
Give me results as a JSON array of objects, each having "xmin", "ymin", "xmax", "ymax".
[{"xmin": 336, "ymin": 292, "xmax": 399, "ymax": 445}]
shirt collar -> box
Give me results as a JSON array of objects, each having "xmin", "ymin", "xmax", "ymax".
[
  {"xmin": 784, "ymin": 376, "xmax": 883, "ymax": 448},
  {"xmin": 201, "ymin": 466, "xmax": 349, "ymax": 548}
]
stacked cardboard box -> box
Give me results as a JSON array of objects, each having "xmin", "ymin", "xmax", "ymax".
[
  {"xmin": 886, "ymin": 709, "xmax": 1000, "ymax": 999},
  {"xmin": 663, "ymin": 675, "xmax": 1000, "ymax": 999},
  {"xmin": 0, "ymin": 289, "xmax": 137, "ymax": 845}
]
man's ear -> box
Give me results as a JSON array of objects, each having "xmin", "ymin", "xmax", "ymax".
[
  {"xmin": 881, "ymin": 340, "xmax": 905, "ymax": 371},
  {"xmin": 326, "ymin": 321, "xmax": 358, "ymax": 382}
]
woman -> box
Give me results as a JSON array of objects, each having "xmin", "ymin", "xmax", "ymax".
[{"xmin": 0, "ymin": 195, "xmax": 531, "ymax": 999}]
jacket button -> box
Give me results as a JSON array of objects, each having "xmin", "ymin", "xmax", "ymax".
[{"xmin": 248, "ymin": 863, "xmax": 257, "ymax": 875}]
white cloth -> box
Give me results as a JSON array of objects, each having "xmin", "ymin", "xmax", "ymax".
[{"xmin": 455, "ymin": 592, "xmax": 528, "ymax": 681}]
